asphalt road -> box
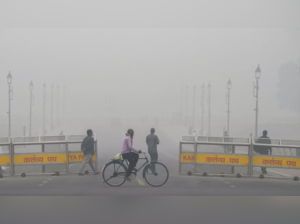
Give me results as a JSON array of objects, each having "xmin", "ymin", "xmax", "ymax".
[{"xmin": 1, "ymin": 122, "xmax": 300, "ymax": 196}]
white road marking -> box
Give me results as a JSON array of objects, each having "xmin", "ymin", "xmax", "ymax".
[
  {"xmin": 230, "ymin": 185, "xmax": 236, "ymax": 188},
  {"xmin": 42, "ymin": 181, "xmax": 48, "ymax": 184},
  {"xmin": 136, "ymin": 178, "xmax": 145, "ymax": 186},
  {"xmin": 38, "ymin": 184, "xmax": 44, "ymax": 187},
  {"xmin": 224, "ymin": 182, "xmax": 230, "ymax": 184},
  {"xmin": 160, "ymin": 127, "xmax": 179, "ymax": 145},
  {"xmin": 48, "ymin": 178, "xmax": 52, "ymax": 181}
]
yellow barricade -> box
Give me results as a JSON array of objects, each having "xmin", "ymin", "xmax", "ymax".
[
  {"xmin": 14, "ymin": 154, "xmax": 67, "ymax": 164},
  {"xmin": 0, "ymin": 155, "xmax": 10, "ymax": 166},
  {"xmin": 253, "ymin": 156, "xmax": 300, "ymax": 168},
  {"xmin": 181, "ymin": 153, "xmax": 249, "ymax": 166},
  {"xmin": 179, "ymin": 138, "xmax": 251, "ymax": 177},
  {"xmin": 68, "ymin": 152, "xmax": 96, "ymax": 163},
  {"xmin": 180, "ymin": 137, "xmax": 300, "ymax": 180},
  {"xmin": 0, "ymin": 135, "xmax": 99, "ymax": 177}
]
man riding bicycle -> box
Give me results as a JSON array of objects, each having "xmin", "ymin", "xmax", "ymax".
[{"xmin": 121, "ymin": 129, "xmax": 141, "ymax": 181}]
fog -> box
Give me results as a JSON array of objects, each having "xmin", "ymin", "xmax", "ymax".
[{"xmin": 1, "ymin": 1, "xmax": 300, "ymax": 138}]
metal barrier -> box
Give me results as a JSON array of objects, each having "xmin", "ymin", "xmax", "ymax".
[
  {"xmin": 0, "ymin": 135, "xmax": 98, "ymax": 178},
  {"xmin": 252, "ymin": 138, "xmax": 300, "ymax": 180},
  {"xmin": 0, "ymin": 137, "xmax": 11, "ymax": 178},
  {"xmin": 179, "ymin": 135, "xmax": 300, "ymax": 180},
  {"xmin": 179, "ymin": 136, "xmax": 251, "ymax": 177}
]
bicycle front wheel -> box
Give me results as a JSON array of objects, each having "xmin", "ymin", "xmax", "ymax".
[
  {"xmin": 143, "ymin": 162, "xmax": 169, "ymax": 187},
  {"xmin": 102, "ymin": 161, "xmax": 127, "ymax": 187}
]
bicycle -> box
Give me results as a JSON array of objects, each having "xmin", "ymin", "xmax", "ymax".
[{"xmin": 102, "ymin": 152, "xmax": 169, "ymax": 187}]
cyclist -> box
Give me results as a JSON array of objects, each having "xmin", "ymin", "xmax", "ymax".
[{"xmin": 121, "ymin": 129, "xmax": 141, "ymax": 181}]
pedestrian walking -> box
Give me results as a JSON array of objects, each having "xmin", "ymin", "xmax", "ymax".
[
  {"xmin": 254, "ymin": 130, "xmax": 272, "ymax": 174},
  {"xmin": 146, "ymin": 128, "xmax": 160, "ymax": 171},
  {"xmin": 78, "ymin": 129, "xmax": 100, "ymax": 175}
]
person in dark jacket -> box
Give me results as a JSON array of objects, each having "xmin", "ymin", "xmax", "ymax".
[
  {"xmin": 146, "ymin": 128, "xmax": 160, "ymax": 171},
  {"xmin": 78, "ymin": 129, "xmax": 99, "ymax": 175},
  {"xmin": 255, "ymin": 130, "xmax": 272, "ymax": 174}
]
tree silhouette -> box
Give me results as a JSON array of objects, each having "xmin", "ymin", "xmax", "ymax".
[{"xmin": 277, "ymin": 61, "xmax": 300, "ymax": 115}]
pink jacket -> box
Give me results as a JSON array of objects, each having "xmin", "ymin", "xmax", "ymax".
[{"xmin": 121, "ymin": 135, "xmax": 138, "ymax": 154}]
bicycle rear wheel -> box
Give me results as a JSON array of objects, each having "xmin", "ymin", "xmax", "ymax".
[
  {"xmin": 143, "ymin": 162, "xmax": 169, "ymax": 187},
  {"xmin": 102, "ymin": 161, "xmax": 127, "ymax": 187}
]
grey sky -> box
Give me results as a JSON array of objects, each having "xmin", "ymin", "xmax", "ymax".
[
  {"xmin": 0, "ymin": 1, "xmax": 300, "ymax": 136},
  {"xmin": 1, "ymin": 0, "xmax": 300, "ymax": 28}
]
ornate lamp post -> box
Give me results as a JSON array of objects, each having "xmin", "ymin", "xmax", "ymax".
[
  {"xmin": 207, "ymin": 83, "xmax": 211, "ymax": 136},
  {"xmin": 43, "ymin": 83, "xmax": 47, "ymax": 136},
  {"xmin": 226, "ymin": 79, "xmax": 232, "ymax": 135},
  {"xmin": 253, "ymin": 65, "xmax": 261, "ymax": 138},
  {"xmin": 7, "ymin": 72, "xmax": 13, "ymax": 137},
  {"xmin": 29, "ymin": 81, "xmax": 34, "ymax": 136}
]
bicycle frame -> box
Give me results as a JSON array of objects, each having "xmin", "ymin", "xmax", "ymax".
[
  {"xmin": 123, "ymin": 152, "xmax": 150, "ymax": 173},
  {"xmin": 103, "ymin": 151, "xmax": 168, "ymax": 187}
]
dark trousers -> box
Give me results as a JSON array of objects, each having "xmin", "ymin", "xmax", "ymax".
[
  {"xmin": 260, "ymin": 152, "xmax": 268, "ymax": 174},
  {"xmin": 149, "ymin": 152, "xmax": 158, "ymax": 163},
  {"xmin": 122, "ymin": 152, "xmax": 139, "ymax": 177},
  {"xmin": 261, "ymin": 167, "xmax": 267, "ymax": 174},
  {"xmin": 149, "ymin": 152, "xmax": 158, "ymax": 172}
]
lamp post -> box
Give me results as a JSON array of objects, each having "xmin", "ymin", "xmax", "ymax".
[
  {"xmin": 253, "ymin": 64, "xmax": 261, "ymax": 138},
  {"xmin": 51, "ymin": 84, "xmax": 54, "ymax": 132},
  {"xmin": 226, "ymin": 79, "xmax": 232, "ymax": 135},
  {"xmin": 29, "ymin": 81, "xmax": 34, "ymax": 136},
  {"xmin": 63, "ymin": 86, "xmax": 65, "ymax": 125},
  {"xmin": 180, "ymin": 86, "xmax": 183, "ymax": 121},
  {"xmin": 185, "ymin": 85, "xmax": 189, "ymax": 127},
  {"xmin": 207, "ymin": 83, "xmax": 211, "ymax": 136},
  {"xmin": 57, "ymin": 85, "xmax": 59, "ymax": 128},
  {"xmin": 43, "ymin": 83, "xmax": 47, "ymax": 136},
  {"xmin": 7, "ymin": 72, "xmax": 13, "ymax": 137},
  {"xmin": 192, "ymin": 86, "xmax": 196, "ymax": 132},
  {"xmin": 201, "ymin": 84, "xmax": 205, "ymax": 135}
]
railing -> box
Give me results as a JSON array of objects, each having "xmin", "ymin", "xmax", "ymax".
[
  {"xmin": 0, "ymin": 135, "xmax": 98, "ymax": 177},
  {"xmin": 179, "ymin": 135, "xmax": 300, "ymax": 180}
]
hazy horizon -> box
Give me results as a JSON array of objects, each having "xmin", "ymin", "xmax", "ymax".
[{"xmin": 1, "ymin": 1, "xmax": 300, "ymax": 137}]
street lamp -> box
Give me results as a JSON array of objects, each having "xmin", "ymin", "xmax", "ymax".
[
  {"xmin": 185, "ymin": 85, "xmax": 189, "ymax": 127},
  {"xmin": 63, "ymin": 86, "xmax": 65, "ymax": 125},
  {"xmin": 253, "ymin": 64, "xmax": 261, "ymax": 138},
  {"xmin": 201, "ymin": 84, "xmax": 205, "ymax": 135},
  {"xmin": 207, "ymin": 83, "xmax": 211, "ymax": 136},
  {"xmin": 226, "ymin": 79, "xmax": 232, "ymax": 136},
  {"xmin": 180, "ymin": 86, "xmax": 183, "ymax": 120},
  {"xmin": 192, "ymin": 86, "xmax": 196, "ymax": 132},
  {"xmin": 43, "ymin": 83, "xmax": 47, "ymax": 136},
  {"xmin": 7, "ymin": 71, "xmax": 13, "ymax": 137},
  {"xmin": 51, "ymin": 83, "xmax": 54, "ymax": 132},
  {"xmin": 29, "ymin": 80, "xmax": 34, "ymax": 136},
  {"xmin": 57, "ymin": 85, "xmax": 59, "ymax": 128}
]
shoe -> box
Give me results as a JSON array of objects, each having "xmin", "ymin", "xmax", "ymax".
[
  {"xmin": 124, "ymin": 176, "xmax": 131, "ymax": 182},
  {"xmin": 94, "ymin": 171, "xmax": 100, "ymax": 175},
  {"xmin": 78, "ymin": 172, "xmax": 84, "ymax": 176},
  {"xmin": 133, "ymin": 168, "xmax": 138, "ymax": 172}
]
